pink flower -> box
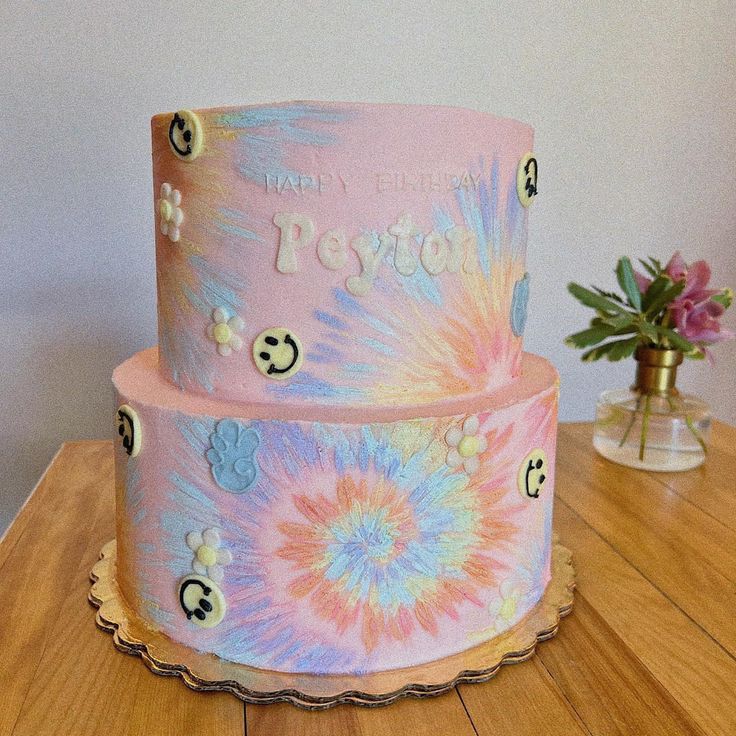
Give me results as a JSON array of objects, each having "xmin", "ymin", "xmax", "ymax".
[
  {"xmin": 671, "ymin": 297, "xmax": 734, "ymax": 346},
  {"xmin": 665, "ymin": 252, "xmax": 718, "ymax": 304},
  {"xmin": 664, "ymin": 252, "xmax": 733, "ymax": 347},
  {"xmin": 633, "ymin": 269, "xmax": 652, "ymax": 294},
  {"xmin": 634, "ymin": 251, "xmax": 734, "ymax": 350},
  {"xmin": 634, "ymin": 251, "xmax": 717, "ymax": 301}
]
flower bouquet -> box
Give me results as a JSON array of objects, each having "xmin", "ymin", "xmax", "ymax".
[{"xmin": 565, "ymin": 252, "xmax": 733, "ymax": 471}]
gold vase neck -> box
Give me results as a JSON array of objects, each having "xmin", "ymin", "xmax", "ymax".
[{"xmin": 633, "ymin": 347, "xmax": 683, "ymax": 396}]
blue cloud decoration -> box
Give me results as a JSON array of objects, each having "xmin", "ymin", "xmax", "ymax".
[
  {"xmin": 206, "ymin": 419, "xmax": 260, "ymax": 492},
  {"xmin": 510, "ymin": 273, "xmax": 531, "ymax": 337}
]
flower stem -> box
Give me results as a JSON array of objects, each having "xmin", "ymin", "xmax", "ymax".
[
  {"xmin": 685, "ymin": 415, "xmax": 708, "ymax": 454},
  {"xmin": 639, "ymin": 392, "xmax": 652, "ymax": 461},
  {"xmin": 665, "ymin": 396, "xmax": 708, "ymax": 455},
  {"xmin": 619, "ymin": 393, "xmax": 643, "ymax": 448}
]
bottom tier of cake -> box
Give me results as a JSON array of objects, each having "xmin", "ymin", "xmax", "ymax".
[{"xmin": 113, "ymin": 348, "xmax": 559, "ymax": 676}]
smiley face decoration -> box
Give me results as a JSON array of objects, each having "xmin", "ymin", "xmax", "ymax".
[
  {"xmin": 252, "ymin": 328, "xmax": 304, "ymax": 380},
  {"xmin": 178, "ymin": 575, "xmax": 226, "ymax": 628},
  {"xmin": 516, "ymin": 152, "xmax": 538, "ymax": 208},
  {"xmin": 168, "ymin": 110, "xmax": 203, "ymax": 161},
  {"xmin": 116, "ymin": 404, "xmax": 141, "ymax": 458},
  {"xmin": 518, "ymin": 449, "xmax": 547, "ymax": 499}
]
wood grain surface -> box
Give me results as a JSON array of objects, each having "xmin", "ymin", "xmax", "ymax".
[{"xmin": 1, "ymin": 422, "xmax": 735, "ymax": 736}]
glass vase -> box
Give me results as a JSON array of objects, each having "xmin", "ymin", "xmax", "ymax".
[{"xmin": 592, "ymin": 348, "xmax": 711, "ymax": 472}]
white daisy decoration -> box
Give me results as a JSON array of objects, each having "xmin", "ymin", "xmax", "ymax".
[
  {"xmin": 445, "ymin": 415, "xmax": 488, "ymax": 474},
  {"xmin": 158, "ymin": 182, "xmax": 184, "ymax": 242},
  {"xmin": 486, "ymin": 577, "xmax": 536, "ymax": 635},
  {"xmin": 185, "ymin": 527, "xmax": 232, "ymax": 583},
  {"xmin": 207, "ymin": 307, "xmax": 244, "ymax": 357}
]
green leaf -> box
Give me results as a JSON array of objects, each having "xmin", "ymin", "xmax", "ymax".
[
  {"xmin": 638, "ymin": 321, "xmax": 659, "ymax": 343},
  {"xmin": 581, "ymin": 342, "xmax": 616, "ymax": 362},
  {"xmin": 641, "ymin": 275, "xmax": 670, "ymax": 312},
  {"xmin": 568, "ymin": 283, "xmax": 629, "ymax": 315},
  {"xmin": 653, "ymin": 326, "xmax": 695, "ymax": 352},
  {"xmin": 645, "ymin": 279, "xmax": 686, "ymax": 318},
  {"xmin": 581, "ymin": 336, "xmax": 640, "ymax": 362},
  {"xmin": 616, "ymin": 257, "xmax": 642, "ymax": 310},
  {"xmin": 607, "ymin": 336, "xmax": 641, "ymax": 360},
  {"xmin": 686, "ymin": 349, "xmax": 706, "ymax": 360},
  {"xmin": 591, "ymin": 316, "xmax": 639, "ymax": 343},
  {"xmin": 564, "ymin": 324, "xmax": 617, "ymax": 348},
  {"xmin": 611, "ymin": 316, "xmax": 637, "ymax": 330},
  {"xmin": 593, "ymin": 287, "xmax": 625, "ymax": 304},
  {"xmin": 712, "ymin": 288, "xmax": 733, "ymax": 310},
  {"xmin": 594, "ymin": 312, "xmax": 634, "ymax": 328},
  {"xmin": 638, "ymin": 258, "xmax": 659, "ymax": 278},
  {"xmin": 649, "ymin": 256, "xmax": 663, "ymax": 272}
]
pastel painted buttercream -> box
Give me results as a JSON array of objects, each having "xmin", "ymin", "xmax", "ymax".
[
  {"xmin": 113, "ymin": 348, "xmax": 558, "ymax": 674},
  {"xmin": 152, "ymin": 101, "xmax": 534, "ymax": 405},
  {"xmin": 112, "ymin": 101, "xmax": 557, "ymax": 678}
]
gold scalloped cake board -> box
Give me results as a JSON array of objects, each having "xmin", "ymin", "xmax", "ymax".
[{"xmin": 88, "ymin": 539, "xmax": 574, "ymax": 709}]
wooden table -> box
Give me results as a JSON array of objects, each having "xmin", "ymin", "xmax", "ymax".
[{"xmin": 2, "ymin": 422, "xmax": 735, "ymax": 736}]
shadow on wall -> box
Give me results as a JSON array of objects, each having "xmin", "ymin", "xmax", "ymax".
[{"xmin": 0, "ymin": 326, "xmax": 143, "ymax": 534}]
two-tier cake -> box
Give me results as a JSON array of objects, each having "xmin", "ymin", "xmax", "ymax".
[{"xmin": 108, "ymin": 101, "xmax": 562, "ymax": 682}]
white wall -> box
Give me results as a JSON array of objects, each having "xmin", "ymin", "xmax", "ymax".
[{"xmin": 2, "ymin": 1, "xmax": 735, "ymax": 533}]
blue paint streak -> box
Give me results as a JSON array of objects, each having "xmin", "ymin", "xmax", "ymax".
[
  {"xmin": 309, "ymin": 342, "xmax": 345, "ymax": 362},
  {"xmin": 191, "ymin": 257, "xmax": 243, "ymax": 313},
  {"xmin": 305, "ymin": 352, "xmax": 334, "ymax": 364},
  {"xmin": 169, "ymin": 472, "xmax": 218, "ymax": 512},
  {"xmin": 333, "ymin": 288, "xmax": 396, "ymax": 337},
  {"xmin": 314, "ymin": 309, "xmax": 349, "ymax": 331},
  {"xmin": 313, "ymin": 341, "xmax": 343, "ymax": 356},
  {"xmin": 361, "ymin": 337, "xmax": 395, "ymax": 357},
  {"xmin": 456, "ymin": 186, "xmax": 490, "ymax": 278},
  {"xmin": 177, "ymin": 415, "xmax": 213, "ymax": 453},
  {"xmin": 216, "ymin": 220, "xmax": 262, "ymax": 241},
  {"xmin": 342, "ymin": 362, "xmax": 374, "ymax": 375},
  {"xmin": 217, "ymin": 104, "xmax": 350, "ymax": 186},
  {"xmin": 327, "ymin": 330, "xmax": 350, "ymax": 345},
  {"xmin": 219, "ymin": 103, "xmax": 347, "ymax": 130},
  {"xmin": 506, "ymin": 175, "xmax": 526, "ymax": 255},
  {"xmin": 490, "ymin": 158, "xmax": 501, "ymax": 251},
  {"xmin": 164, "ymin": 250, "xmax": 246, "ymax": 393},
  {"xmin": 432, "ymin": 205, "xmax": 454, "ymax": 233},
  {"xmin": 395, "ymin": 260, "xmax": 443, "ymax": 306}
]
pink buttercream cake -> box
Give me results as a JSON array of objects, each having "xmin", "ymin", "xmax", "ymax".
[{"xmin": 113, "ymin": 101, "xmax": 556, "ymax": 675}]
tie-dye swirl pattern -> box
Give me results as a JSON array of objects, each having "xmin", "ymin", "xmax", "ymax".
[
  {"xmin": 115, "ymin": 364, "xmax": 557, "ymax": 674},
  {"xmin": 151, "ymin": 102, "xmax": 533, "ymax": 405},
  {"xmin": 277, "ymin": 455, "xmax": 517, "ymax": 654},
  {"xmin": 268, "ymin": 159, "xmax": 528, "ymax": 404},
  {"xmin": 154, "ymin": 104, "xmax": 349, "ymax": 393}
]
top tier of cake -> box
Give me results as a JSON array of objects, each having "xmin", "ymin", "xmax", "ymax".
[{"xmin": 152, "ymin": 101, "xmax": 536, "ymax": 407}]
